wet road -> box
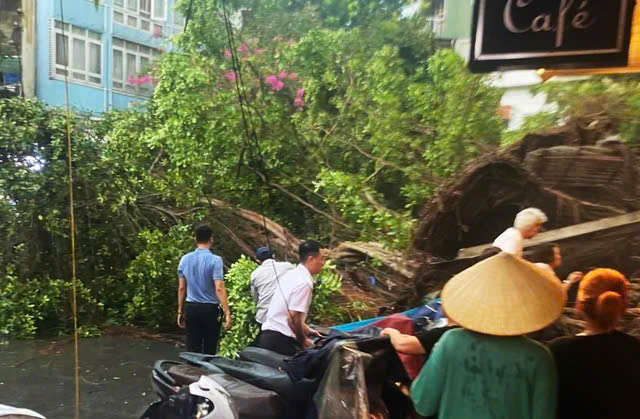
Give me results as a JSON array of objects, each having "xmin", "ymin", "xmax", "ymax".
[{"xmin": 0, "ymin": 336, "xmax": 181, "ymax": 419}]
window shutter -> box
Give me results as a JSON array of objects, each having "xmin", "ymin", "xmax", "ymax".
[{"xmin": 48, "ymin": 19, "xmax": 54, "ymax": 79}]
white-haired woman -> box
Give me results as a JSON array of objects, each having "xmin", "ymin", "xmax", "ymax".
[{"xmin": 493, "ymin": 207, "xmax": 547, "ymax": 257}]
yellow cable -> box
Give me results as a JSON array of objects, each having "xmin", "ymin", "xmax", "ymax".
[
  {"xmin": 64, "ymin": 79, "xmax": 81, "ymax": 419},
  {"xmin": 58, "ymin": 6, "xmax": 81, "ymax": 418}
]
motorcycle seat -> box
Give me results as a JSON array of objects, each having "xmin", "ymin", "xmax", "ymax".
[
  {"xmin": 238, "ymin": 346, "xmax": 288, "ymax": 370},
  {"xmin": 180, "ymin": 352, "xmax": 315, "ymax": 403},
  {"xmin": 168, "ymin": 364, "xmax": 211, "ymax": 386}
]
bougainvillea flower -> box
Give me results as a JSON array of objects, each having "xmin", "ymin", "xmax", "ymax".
[
  {"xmin": 273, "ymin": 80, "xmax": 284, "ymax": 92},
  {"xmin": 288, "ymin": 73, "xmax": 299, "ymax": 80},
  {"xmin": 127, "ymin": 75, "xmax": 154, "ymax": 85},
  {"xmin": 253, "ymin": 48, "xmax": 266, "ymax": 55},
  {"xmin": 138, "ymin": 75, "xmax": 152, "ymax": 85},
  {"xmin": 224, "ymin": 48, "xmax": 232, "ymax": 59},
  {"xmin": 224, "ymin": 71, "xmax": 237, "ymax": 82},
  {"xmin": 238, "ymin": 43, "xmax": 249, "ymax": 53},
  {"xmin": 278, "ymin": 71, "xmax": 288, "ymax": 79},
  {"xmin": 294, "ymin": 97, "xmax": 304, "ymax": 108},
  {"xmin": 265, "ymin": 75, "xmax": 278, "ymax": 86},
  {"xmin": 296, "ymin": 88, "xmax": 305, "ymax": 98}
]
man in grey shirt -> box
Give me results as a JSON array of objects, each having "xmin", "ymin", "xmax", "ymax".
[{"xmin": 250, "ymin": 247, "xmax": 295, "ymax": 324}]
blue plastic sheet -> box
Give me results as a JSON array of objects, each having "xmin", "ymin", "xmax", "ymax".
[{"xmin": 332, "ymin": 299, "xmax": 444, "ymax": 333}]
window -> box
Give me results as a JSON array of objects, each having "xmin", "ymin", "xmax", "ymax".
[
  {"xmin": 113, "ymin": 0, "xmax": 166, "ymax": 33},
  {"xmin": 173, "ymin": 8, "xmax": 186, "ymax": 27},
  {"xmin": 112, "ymin": 38, "xmax": 161, "ymax": 96},
  {"xmin": 428, "ymin": 0, "xmax": 446, "ymax": 34},
  {"xmin": 52, "ymin": 21, "xmax": 102, "ymax": 86},
  {"xmin": 152, "ymin": 0, "xmax": 166, "ymax": 20}
]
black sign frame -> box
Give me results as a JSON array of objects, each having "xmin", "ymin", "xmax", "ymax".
[{"xmin": 469, "ymin": 0, "xmax": 636, "ymax": 73}]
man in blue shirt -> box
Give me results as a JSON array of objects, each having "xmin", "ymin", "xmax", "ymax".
[{"xmin": 177, "ymin": 225, "xmax": 231, "ymax": 354}]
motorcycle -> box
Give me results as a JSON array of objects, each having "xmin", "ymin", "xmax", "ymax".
[
  {"xmin": 141, "ymin": 374, "xmax": 236, "ymax": 419},
  {"xmin": 142, "ymin": 347, "xmax": 303, "ymax": 419}
]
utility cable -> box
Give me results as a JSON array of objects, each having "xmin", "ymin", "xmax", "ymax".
[
  {"xmin": 184, "ymin": 0, "xmax": 195, "ymax": 32},
  {"xmin": 58, "ymin": 2, "xmax": 81, "ymax": 418},
  {"xmin": 219, "ymin": 0, "xmax": 298, "ymax": 317}
]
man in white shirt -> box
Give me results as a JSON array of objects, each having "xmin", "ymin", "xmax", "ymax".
[
  {"xmin": 257, "ymin": 240, "xmax": 326, "ymax": 356},
  {"xmin": 492, "ymin": 207, "xmax": 547, "ymax": 257},
  {"xmin": 250, "ymin": 247, "xmax": 295, "ymax": 325}
]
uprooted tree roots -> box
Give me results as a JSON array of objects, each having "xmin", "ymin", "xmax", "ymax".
[{"xmin": 408, "ymin": 119, "xmax": 640, "ymax": 304}]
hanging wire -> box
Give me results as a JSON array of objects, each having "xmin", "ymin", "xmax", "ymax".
[
  {"xmin": 217, "ymin": 0, "xmax": 386, "ymax": 247},
  {"xmin": 220, "ymin": 0, "xmax": 273, "ymax": 242},
  {"xmin": 58, "ymin": 1, "xmax": 81, "ymax": 418},
  {"xmin": 220, "ymin": 0, "xmax": 262, "ymax": 160},
  {"xmin": 210, "ymin": 1, "xmax": 410, "ymax": 288},
  {"xmin": 218, "ymin": 0, "xmax": 302, "ymax": 316},
  {"xmin": 184, "ymin": 0, "xmax": 195, "ymax": 32}
]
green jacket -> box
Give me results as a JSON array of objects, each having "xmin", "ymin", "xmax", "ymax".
[{"xmin": 411, "ymin": 328, "xmax": 556, "ymax": 419}]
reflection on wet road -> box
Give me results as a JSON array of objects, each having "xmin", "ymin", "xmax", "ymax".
[{"xmin": 0, "ymin": 336, "xmax": 181, "ymax": 418}]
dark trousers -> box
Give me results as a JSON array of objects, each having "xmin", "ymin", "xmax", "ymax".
[
  {"xmin": 256, "ymin": 329, "xmax": 302, "ymax": 356},
  {"xmin": 185, "ymin": 302, "xmax": 221, "ymax": 354}
]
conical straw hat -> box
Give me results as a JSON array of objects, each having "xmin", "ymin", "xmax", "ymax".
[{"xmin": 442, "ymin": 252, "xmax": 566, "ymax": 336}]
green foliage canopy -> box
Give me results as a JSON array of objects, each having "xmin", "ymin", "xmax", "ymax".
[{"xmin": 0, "ymin": 0, "xmax": 509, "ymax": 337}]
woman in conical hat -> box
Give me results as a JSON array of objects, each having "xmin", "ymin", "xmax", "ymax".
[
  {"xmin": 411, "ymin": 252, "xmax": 565, "ymax": 419},
  {"xmin": 548, "ymin": 268, "xmax": 640, "ymax": 419}
]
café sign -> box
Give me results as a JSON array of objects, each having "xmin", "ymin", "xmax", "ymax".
[{"xmin": 469, "ymin": 0, "xmax": 636, "ymax": 72}]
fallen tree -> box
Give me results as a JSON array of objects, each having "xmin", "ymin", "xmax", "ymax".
[
  {"xmin": 192, "ymin": 124, "xmax": 640, "ymax": 314},
  {"xmin": 414, "ymin": 137, "xmax": 638, "ymax": 260},
  {"xmin": 414, "ymin": 210, "xmax": 640, "ymax": 298},
  {"xmin": 130, "ymin": 119, "xmax": 640, "ymax": 316},
  {"xmin": 205, "ymin": 198, "xmax": 301, "ymax": 262},
  {"xmin": 405, "ymin": 120, "xmax": 640, "ymax": 308}
]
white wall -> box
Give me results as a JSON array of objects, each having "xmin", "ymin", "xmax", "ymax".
[
  {"xmin": 453, "ymin": 38, "xmax": 554, "ymax": 131},
  {"xmin": 454, "ymin": 38, "xmax": 471, "ymax": 61},
  {"xmin": 489, "ymin": 70, "xmax": 554, "ymax": 130},
  {"xmin": 500, "ymin": 87, "xmax": 553, "ymax": 130}
]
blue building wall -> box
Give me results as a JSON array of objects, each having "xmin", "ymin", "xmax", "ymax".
[{"xmin": 36, "ymin": 0, "xmax": 182, "ymax": 114}]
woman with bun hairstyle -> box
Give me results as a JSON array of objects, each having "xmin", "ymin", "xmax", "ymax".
[{"xmin": 548, "ymin": 268, "xmax": 640, "ymax": 419}]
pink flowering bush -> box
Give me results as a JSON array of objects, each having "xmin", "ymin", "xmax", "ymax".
[
  {"xmin": 265, "ymin": 75, "xmax": 278, "ymax": 86},
  {"xmin": 128, "ymin": 74, "xmax": 153, "ymax": 86},
  {"xmin": 294, "ymin": 88, "xmax": 305, "ymax": 108},
  {"xmin": 218, "ymin": 36, "xmax": 306, "ymax": 110}
]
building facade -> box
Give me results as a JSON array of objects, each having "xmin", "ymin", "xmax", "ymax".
[{"xmin": 33, "ymin": 0, "xmax": 184, "ymax": 113}]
